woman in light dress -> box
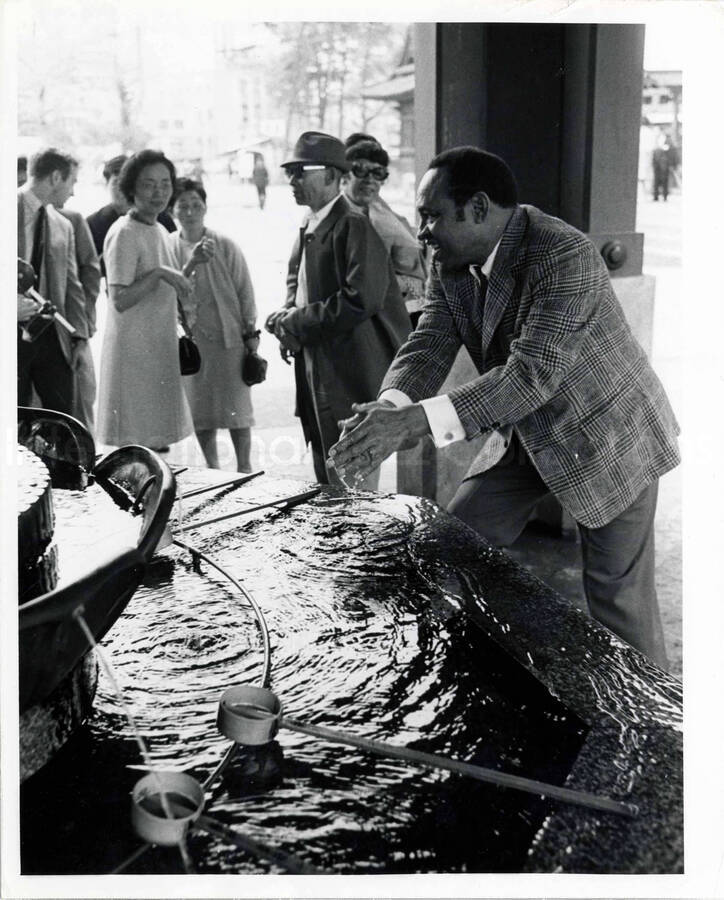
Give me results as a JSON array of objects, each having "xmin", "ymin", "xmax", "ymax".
[
  {"xmin": 169, "ymin": 178, "xmax": 259, "ymax": 472},
  {"xmin": 97, "ymin": 150, "xmax": 212, "ymax": 452},
  {"xmin": 342, "ymin": 133, "xmax": 427, "ymax": 323}
]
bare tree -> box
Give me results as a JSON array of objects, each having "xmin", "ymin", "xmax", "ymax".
[{"xmin": 267, "ymin": 22, "xmax": 407, "ymax": 149}]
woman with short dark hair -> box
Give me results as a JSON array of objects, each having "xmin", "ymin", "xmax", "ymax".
[
  {"xmin": 169, "ymin": 178, "xmax": 258, "ymax": 472},
  {"xmin": 343, "ymin": 133, "xmax": 427, "ymax": 320},
  {"xmin": 97, "ymin": 150, "xmax": 212, "ymax": 451}
]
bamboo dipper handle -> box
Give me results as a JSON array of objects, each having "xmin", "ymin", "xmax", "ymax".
[
  {"xmin": 179, "ymin": 488, "xmax": 321, "ymax": 532},
  {"xmin": 281, "ymin": 716, "xmax": 636, "ymax": 817}
]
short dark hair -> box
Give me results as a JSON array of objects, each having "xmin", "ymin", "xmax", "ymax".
[
  {"xmin": 173, "ymin": 177, "xmax": 207, "ymax": 205},
  {"xmin": 29, "ymin": 148, "xmax": 78, "ymax": 181},
  {"xmin": 429, "ymin": 146, "xmax": 518, "ymax": 208},
  {"xmin": 103, "ymin": 154, "xmax": 128, "ymax": 181},
  {"xmin": 118, "ymin": 149, "xmax": 176, "ymax": 203},
  {"xmin": 345, "ymin": 134, "xmax": 389, "ymax": 168},
  {"xmin": 17, "ymin": 155, "xmax": 27, "ymax": 172},
  {"xmin": 345, "ymin": 132, "xmax": 376, "ymax": 148}
]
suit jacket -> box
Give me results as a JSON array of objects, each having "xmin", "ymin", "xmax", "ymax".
[
  {"xmin": 282, "ymin": 195, "xmax": 412, "ymax": 439},
  {"xmin": 58, "ymin": 207, "xmax": 101, "ymax": 337},
  {"xmin": 380, "ymin": 204, "xmax": 681, "ymax": 528},
  {"xmin": 18, "ymin": 191, "xmax": 88, "ymax": 363}
]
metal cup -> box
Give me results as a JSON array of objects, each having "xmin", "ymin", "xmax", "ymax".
[
  {"xmin": 131, "ymin": 771, "xmax": 205, "ymax": 846},
  {"xmin": 217, "ymin": 685, "xmax": 282, "ymax": 746}
]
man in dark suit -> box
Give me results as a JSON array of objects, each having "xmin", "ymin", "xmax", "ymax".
[
  {"xmin": 329, "ymin": 146, "xmax": 680, "ymax": 667},
  {"xmin": 17, "ymin": 148, "xmax": 89, "ymax": 415},
  {"xmin": 87, "ymin": 154, "xmax": 176, "ymax": 278},
  {"xmin": 652, "ymin": 133, "xmax": 672, "ymax": 202},
  {"xmin": 265, "ymin": 131, "xmax": 411, "ymax": 487}
]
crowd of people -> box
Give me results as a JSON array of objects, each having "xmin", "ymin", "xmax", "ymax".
[
  {"xmin": 17, "ymin": 132, "xmax": 680, "ymax": 670},
  {"xmin": 16, "ymin": 133, "xmax": 420, "ymax": 474}
]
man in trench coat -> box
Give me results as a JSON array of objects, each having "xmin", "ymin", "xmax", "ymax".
[{"xmin": 266, "ymin": 131, "xmax": 411, "ymax": 487}]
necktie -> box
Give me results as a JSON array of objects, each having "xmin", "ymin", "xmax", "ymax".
[
  {"xmin": 469, "ymin": 265, "xmax": 488, "ymax": 298},
  {"xmin": 297, "ymin": 225, "xmax": 308, "ymax": 267},
  {"xmin": 30, "ymin": 205, "xmax": 47, "ymax": 289},
  {"xmin": 467, "ymin": 265, "xmax": 488, "ymax": 334}
]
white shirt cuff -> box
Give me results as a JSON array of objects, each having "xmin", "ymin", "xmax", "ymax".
[
  {"xmin": 378, "ymin": 389, "xmax": 413, "ymax": 408},
  {"xmin": 420, "ymin": 395, "xmax": 466, "ymax": 448}
]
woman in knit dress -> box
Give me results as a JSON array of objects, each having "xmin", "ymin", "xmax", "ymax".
[
  {"xmin": 169, "ymin": 178, "xmax": 259, "ymax": 472},
  {"xmin": 97, "ymin": 150, "xmax": 212, "ymax": 451}
]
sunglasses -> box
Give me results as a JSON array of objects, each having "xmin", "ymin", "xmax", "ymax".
[
  {"xmin": 284, "ymin": 164, "xmax": 327, "ymax": 181},
  {"xmin": 350, "ymin": 163, "xmax": 388, "ymax": 182}
]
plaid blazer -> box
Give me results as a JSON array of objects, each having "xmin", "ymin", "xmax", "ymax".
[{"xmin": 381, "ymin": 204, "xmax": 680, "ymax": 528}]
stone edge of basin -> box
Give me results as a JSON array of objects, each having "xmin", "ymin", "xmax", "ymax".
[{"xmin": 407, "ymin": 503, "xmax": 683, "ymax": 875}]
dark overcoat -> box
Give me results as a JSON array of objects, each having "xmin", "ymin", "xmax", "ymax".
[{"xmin": 282, "ymin": 195, "xmax": 412, "ymax": 445}]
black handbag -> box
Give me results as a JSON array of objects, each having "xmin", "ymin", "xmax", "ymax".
[
  {"xmin": 179, "ymin": 334, "xmax": 201, "ymax": 375},
  {"xmin": 177, "ymin": 299, "xmax": 201, "ymax": 376},
  {"xmin": 242, "ymin": 348, "xmax": 267, "ymax": 386}
]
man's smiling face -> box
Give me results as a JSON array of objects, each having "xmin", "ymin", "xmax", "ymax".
[{"xmin": 416, "ymin": 167, "xmax": 485, "ymax": 272}]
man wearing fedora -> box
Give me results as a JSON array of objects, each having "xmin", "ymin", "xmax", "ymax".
[{"xmin": 265, "ymin": 131, "xmax": 411, "ymax": 487}]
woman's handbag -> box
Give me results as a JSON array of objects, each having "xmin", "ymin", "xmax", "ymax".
[
  {"xmin": 177, "ymin": 299, "xmax": 201, "ymax": 376},
  {"xmin": 179, "ymin": 334, "xmax": 201, "ymax": 375},
  {"xmin": 242, "ymin": 347, "xmax": 267, "ymax": 386}
]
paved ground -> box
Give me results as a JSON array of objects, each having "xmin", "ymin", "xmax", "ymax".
[{"xmin": 75, "ymin": 175, "xmax": 682, "ymax": 678}]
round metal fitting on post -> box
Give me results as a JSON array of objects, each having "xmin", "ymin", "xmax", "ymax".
[{"xmin": 600, "ymin": 240, "xmax": 627, "ymax": 271}]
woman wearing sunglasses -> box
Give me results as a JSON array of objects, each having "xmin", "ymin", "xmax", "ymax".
[{"xmin": 343, "ymin": 133, "xmax": 427, "ymax": 321}]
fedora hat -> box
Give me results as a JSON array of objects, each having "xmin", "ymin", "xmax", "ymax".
[{"xmin": 282, "ymin": 131, "xmax": 350, "ymax": 172}]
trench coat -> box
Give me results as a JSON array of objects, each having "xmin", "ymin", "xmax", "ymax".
[{"xmin": 282, "ymin": 195, "xmax": 412, "ymax": 447}]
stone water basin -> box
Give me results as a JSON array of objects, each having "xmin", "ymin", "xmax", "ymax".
[{"xmin": 20, "ymin": 469, "xmax": 682, "ymax": 875}]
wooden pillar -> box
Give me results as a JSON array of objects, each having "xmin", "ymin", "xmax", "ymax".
[
  {"xmin": 397, "ymin": 23, "xmax": 438, "ymax": 499},
  {"xmin": 412, "ymin": 24, "xmax": 438, "ymax": 188}
]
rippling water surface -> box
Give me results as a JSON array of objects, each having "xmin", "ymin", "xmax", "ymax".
[{"xmin": 21, "ymin": 476, "xmax": 588, "ymax": 875}]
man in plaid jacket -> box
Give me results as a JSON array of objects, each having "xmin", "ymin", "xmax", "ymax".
[{"xmin": 329, "ymin": 146, "xmax": 680, "ymax": 668}]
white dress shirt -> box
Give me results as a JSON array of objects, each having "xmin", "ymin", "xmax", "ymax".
[
  {"xmin": 380, "ymin": 239, "xmax": 503, "ymax": 449},
  {"xmin": 295, "ymin": 193, "xmax": 342, "ymax": 308}
]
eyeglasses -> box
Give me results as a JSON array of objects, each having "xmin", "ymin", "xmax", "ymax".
[
  {"xmin": 350, "ymin": 163, "xmax": 388, "ymax": 182},
  {"xmin": 284, "ymin": 164, "xmax": 327, "ymax": 181}
]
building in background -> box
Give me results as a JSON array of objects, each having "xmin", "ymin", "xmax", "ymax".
[
  {"xmin": 642, "ymin": 70, "xmax": 682, "ymax": 142},
  {"xmin": 132, "ymin": 22, "xmax": 285, "ymax": 177},
  {"xmin": 361, "ymin": 28, "xmax": 415, "ymax": 177},
  {"xmin": 16, "ymin": 10, "xmax": 407, "ymax": 184}
]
